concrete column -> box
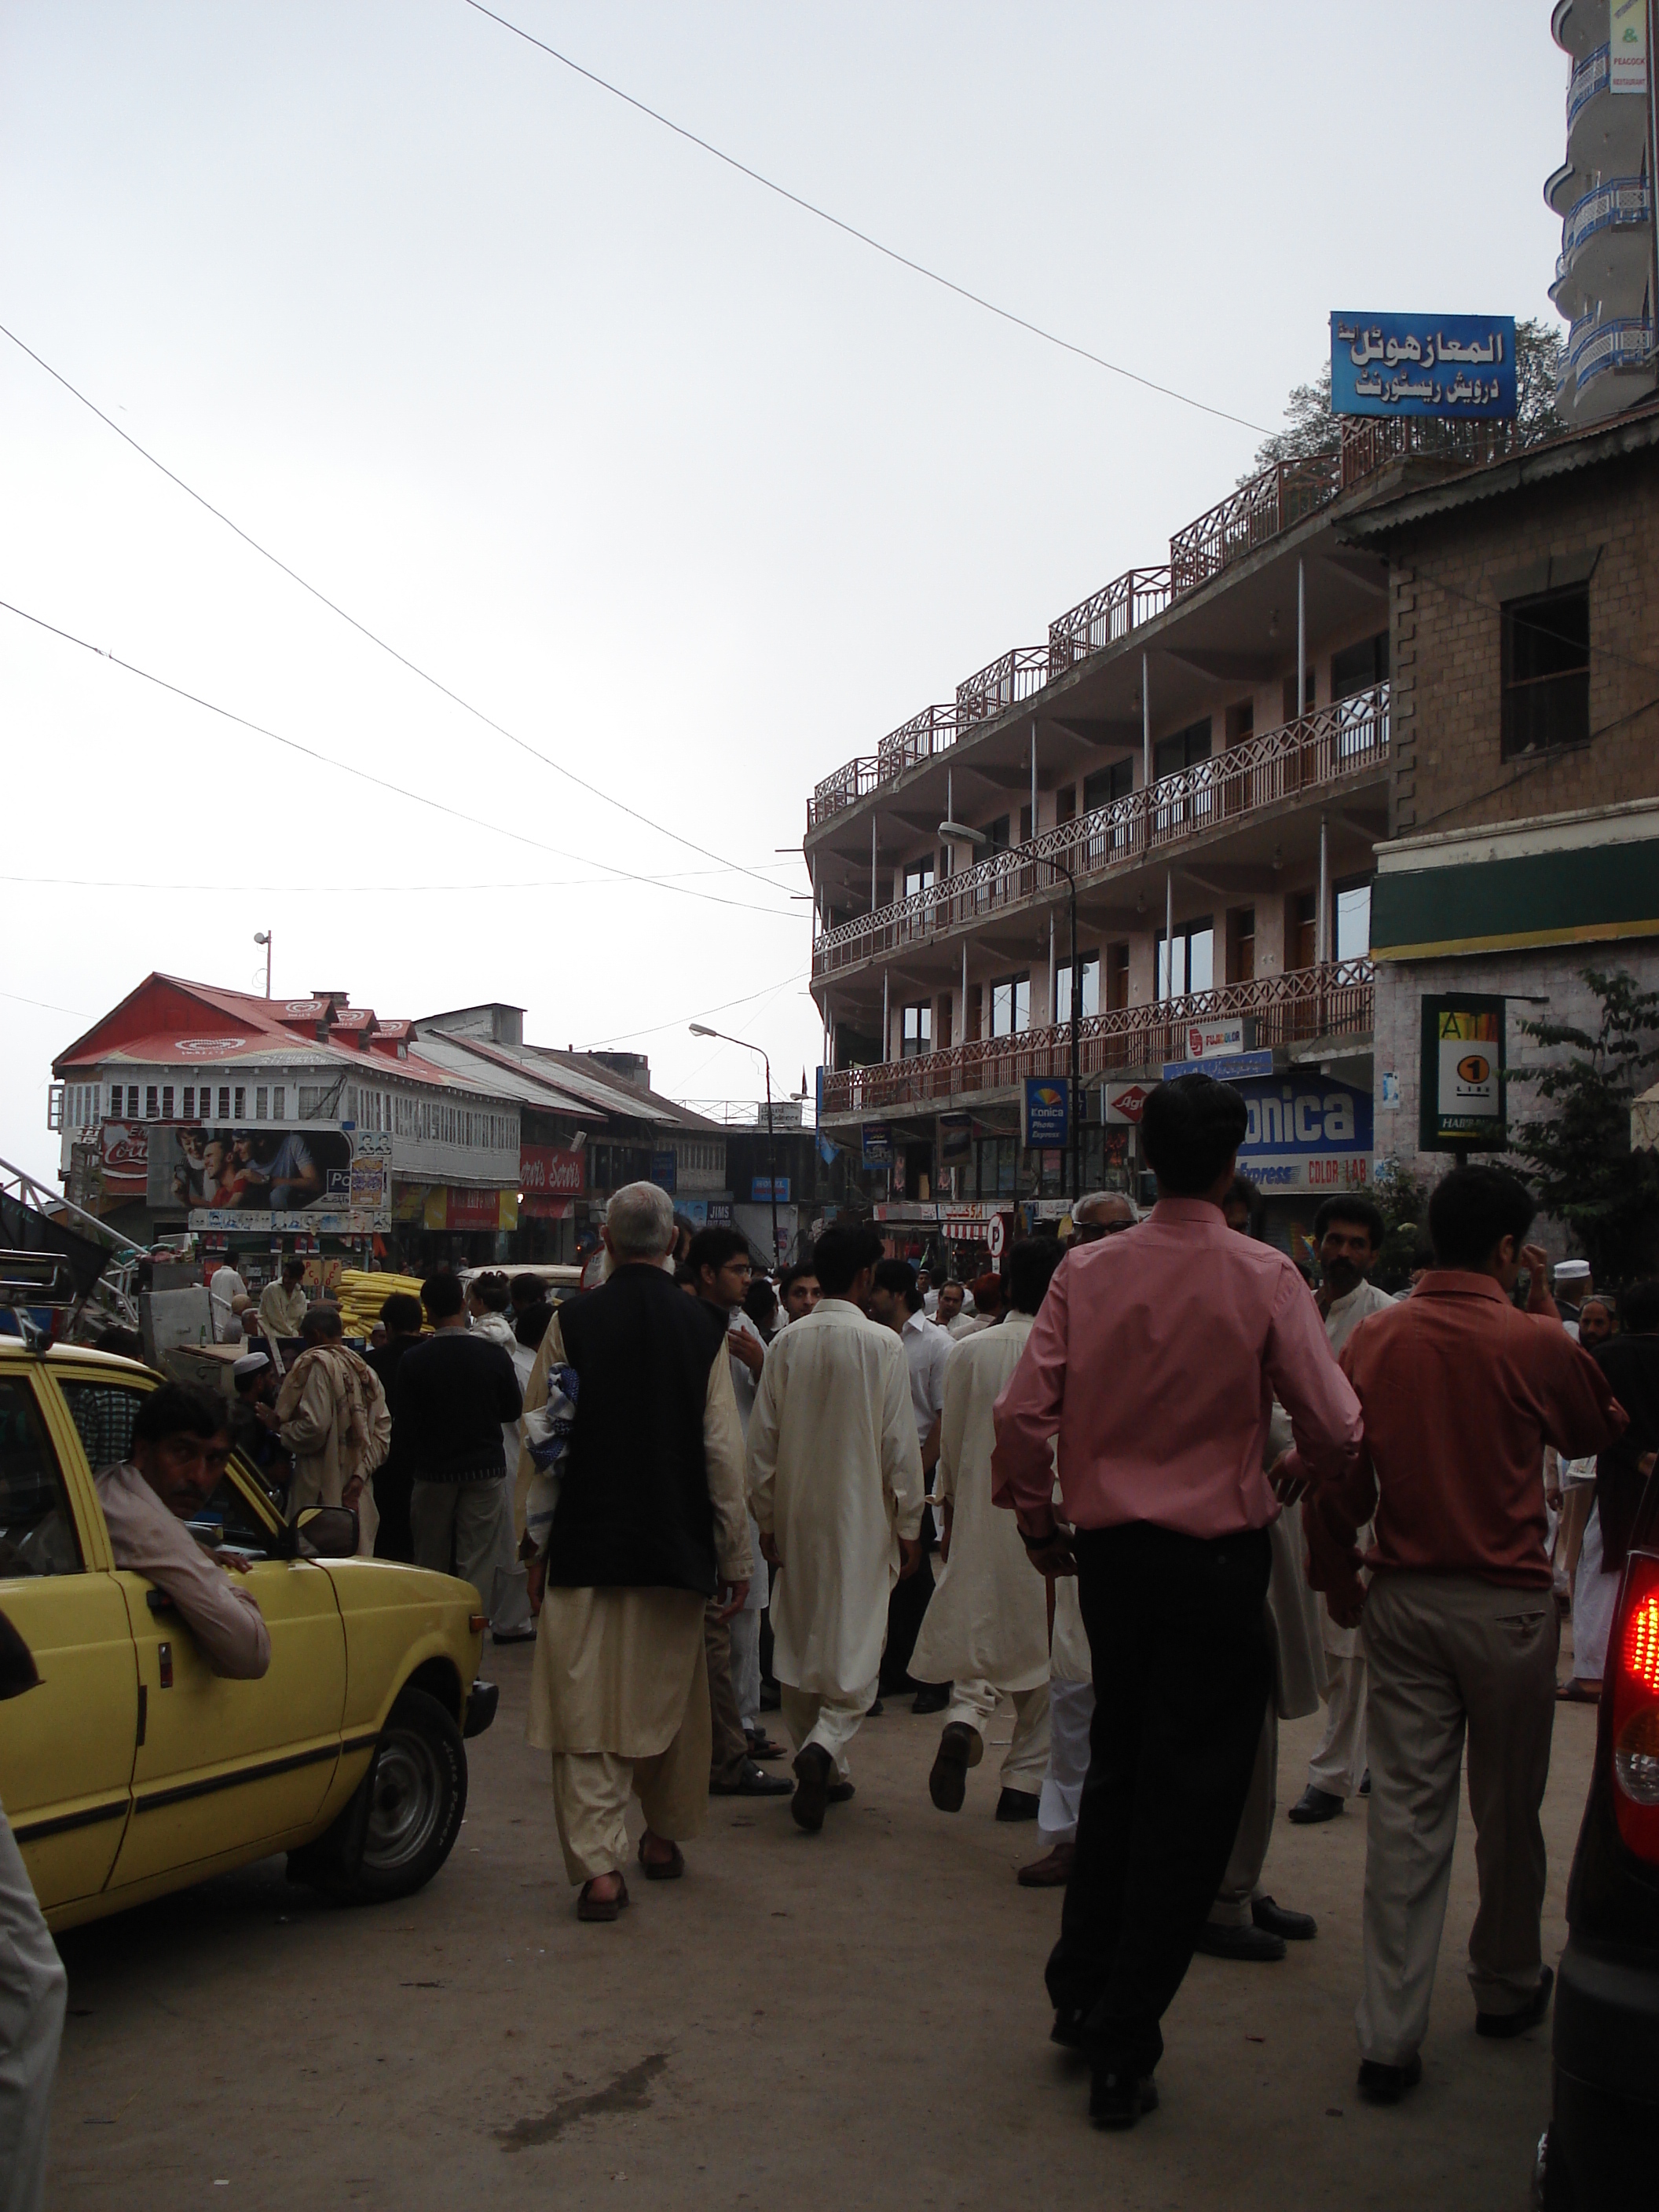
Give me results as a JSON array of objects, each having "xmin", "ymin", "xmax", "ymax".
[
  {"xmin": 1166, "ymin": 871, "xmax": 1175, "ymax": 1001},
  {"xmin": 870, "ymin": 815, "xmax": 878, "ymax": 912},
  {"xmin": 1318, "ymin": 813, "xmax": 1330, "ymax": 966},
  {"xmin": 1030, "ymin": 719, "xmax": 1038, "ymax": 836},
  {"xmin": 1048, "ymin": 910, "xmax": 1057, "ymax": 1027},
  {"xmin": 961, "ymin": 938, "xmax": 969, "ymax": 1046},
  {"xmin": 1297, "ymin": 558, "xmax": 1306, "ymax": 720},
  {"xmin": 882, "ymin": 969, "xmax": 890, "ymax": 1063}
]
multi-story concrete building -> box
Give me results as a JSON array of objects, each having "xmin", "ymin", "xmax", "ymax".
[
  {"xmin": 803, "ymin": 421, "xmax": 1492, "ymax": 1258},
  {"xmin": 1548, "ymin": 0, "xmax": 1659, "ymax": 423}
]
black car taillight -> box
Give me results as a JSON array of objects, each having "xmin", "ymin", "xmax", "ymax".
[{"xmin": 1610, "ymin": 1551, "xmax": 1659, "ymax": 1864}]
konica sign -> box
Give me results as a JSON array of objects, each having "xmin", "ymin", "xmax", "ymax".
[{"xmin": 1235, "ymin": 1074, "xmax": 1373, "ymax": 1194}]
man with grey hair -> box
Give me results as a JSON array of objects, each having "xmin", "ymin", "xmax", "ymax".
[{"xmin": 523, "ymin": 1183, "xmax": 753, "ymax": 1919}]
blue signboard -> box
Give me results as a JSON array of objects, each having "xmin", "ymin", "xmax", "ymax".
[
  {"xmin": 1235, "ymin": 1074, "xmax": 1374, "ymax": 1194},
  {"xmin": 650, "ymin": 1149, "xmax": 677, "ymax": 1195},
  {"xmin": 1331, "ymin": 313, "xmax": 1516, "ymax": 419},
  {"xmin": 1022, "ymin": 1076, "xmax": 1070, "ymax": 1148},
  {"xmin": 750, "ymin": 1177, "xmax": 791, "ymax": 1203},
  {"xmin": 1161, "ymin": 1049, "xmax": 1275, "ymax": 1082},
  {"xmin": 861, "ymin": 1122, "xmax": 892, "ymax": 1169}
]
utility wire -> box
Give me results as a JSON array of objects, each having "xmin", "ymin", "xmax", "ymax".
[
  {"xmin": 584, "ymin": 969, "xmax": 808, "ymax": 1048},
  {"xmin": 0, "ymin": 863, "xmax": 795, "ymax": 895},
  {"xmin": 460, "ymin": 0, "xmax": 1272, "ymax": 439},
  {"xmin": 0, "ymin": 597, "xmax": 804, "ymax": 921},
  {"xmin": 0, "ymin": 320, "xmax": 790, "ymax": 896}
]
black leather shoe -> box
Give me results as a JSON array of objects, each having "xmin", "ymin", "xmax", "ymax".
[
  {"xmin": 1358, "ymin": 1767, "xmax": 1371, "ymax": 1796},
  {"xmin": 1050, "ymin": 2005, "xmax": 1089, "ymax": 2051},
  {"xmin": 826, "ymin": 1779, "xmax": 855, "ymax": 1804},
  {"xmin": 1287, "ymin": 1785, "xmax": 1344, "ymax": 1825},
  {"xmin": 1252, "ymin": 1895, "xmax": 1318, "ymax": 1941},
  {"xmin": 1089, "ymin": 2068, "xmax": 1159, "ymax": 2129},
  {"xmin": 865, "ymin": 1698, "xmax": 884, "ymax": 1717},
  {"xmin": 790, "ymin": 1745, "xmax": 832, "ymax": 1832},
  {"xmin": 929, "ymin": 1720, "xmax": 981, "ymax": 1812},
  {"xmin": 711, "ymin": 1760, "xmax": 793, "ymax": 1798},
  {"xmin": 1357, "ymin": 2053, "xmax": 1422, "ymax": 2104},
  {"xmin": 911, "ymin": 1684, "xmax": 950, "ymax": 1715},
  {"xmin": 1476, "ymin": 1966, "xmax": 1554, "ymax": 2039},
  {"xmin": 1192, "ymin": 1921, "xmax": 1287, "ymax": 1963},
  {"xmin": 995, "ymin": 1787, "xmax": 1041, "ymax": 1822}
]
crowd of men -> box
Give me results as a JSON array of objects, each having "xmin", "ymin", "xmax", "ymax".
[{"xmin": 4, "ymin": 1069, "xmax": 1657, "ymax": 2202}]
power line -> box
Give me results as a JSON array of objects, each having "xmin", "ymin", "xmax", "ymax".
[
  {"xmin": 0, "ymin": 320, "xmax": 790, "ymax": 895},
  {"xmin": 459, "ymin": 0, "xmax": 1273, "ymax": 439},
  {"xmin": 0, "ymin": 863, "xmax": 796, "ymax": 895},
  {"xmin": 0, "ymin": 597, "xmax": 803, "ymax": 921},
  {"xmin": 584, "ymin": 970, "xmax": 808, "ymax": 1049}
]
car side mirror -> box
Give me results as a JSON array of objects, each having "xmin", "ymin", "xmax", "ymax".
[{"xmin": 275, "ymin": 1507, "xmax": 359, "ymax": 1560}]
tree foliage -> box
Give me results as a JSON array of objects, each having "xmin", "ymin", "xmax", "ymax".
[
  {"xmin": 1243, "ymin": 320, "xmax": 1569, "ymax": 483},
  {"xmin": 1511, "ymin": 969, "xmax": 1659, "ymax": 1285}
]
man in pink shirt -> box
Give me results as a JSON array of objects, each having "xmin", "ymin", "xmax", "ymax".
[{"xmin": 992, "ymin": 1074, "xmax": 1361, "ymax": 2129}]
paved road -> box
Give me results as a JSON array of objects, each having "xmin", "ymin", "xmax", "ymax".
[{"xmin": 49, "ymin": 1646, "xmax": 1589, "ymax": 2210}]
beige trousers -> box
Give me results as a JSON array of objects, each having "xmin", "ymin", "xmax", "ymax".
[
  {"xmin": 780, "ymin": 1679, "xmax": 878, "ymax": 1782},
  {"xmin": 944, "ymin": 1679, "xmax": 1051, "ymax": 1793},
  {"xmin": 548, "ymin": 1698, "xmax": 712, "ymax": 1885},
  {"xmin": 0, "ymin": 1803, "xmax": 64, "ymax": 2212},
  {"xmin": 1357, "ymin": 1572, "xmax": 1558, "ymax": 2065},
  {"xmin": 1210, "ymin": 1698, "xmax": 1277, "ymax": 1928},
  {"xmin": 1306, "ymin": 1651, "xmax": 1368, "ymax": 1797}
]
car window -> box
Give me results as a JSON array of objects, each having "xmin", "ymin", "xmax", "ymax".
[
  {"xmin": 57, "ymin": 1377, "xmax": 147, "ymax": 1477},
  {"xmin": 185, "ymin": 1456, "xmax": 284, "ymax": 1562},
  {"xmin": 0, "ymin": 1378, "xmax": 84, "ymax": 1577}
]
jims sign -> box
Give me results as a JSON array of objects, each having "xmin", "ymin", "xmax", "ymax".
[{"xmin": 1234, "ymin": 1074, "xmax": 1373, "ymax": 1193}]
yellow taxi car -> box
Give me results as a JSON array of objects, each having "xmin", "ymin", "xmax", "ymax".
[{"xmin": 0, "ymin": 1340, "xmax": 497, "ymax": 1932}]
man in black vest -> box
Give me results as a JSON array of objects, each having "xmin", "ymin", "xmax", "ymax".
[{"xmin": 523, "ymin": 1181, "xmax": 753, "ymax": 1922}]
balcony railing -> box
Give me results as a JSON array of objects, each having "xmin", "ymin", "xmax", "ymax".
[
  {"xmin": 1049, "ymin": 567, "xmax": 1174, "ymax": 676},
  {"xmin": 1567, "ymin": 42, "xmax": 1610, "ymax": 134},
  {"xmin": 956, "ymin": 645, "xmax": 1052, "ymax": 726},
  {"xmin": 1574, "ymin": 317, "xmax": 1655, "ymax": 392},
  {"xmin": 806, "ymin": 419, "xmax": 1491, "ymax": 835},
  {"xmin": 822, "ymin": 961, "xmax": 1375, "ymax": 1114},
  {"xmin": 813, "ymin": 685, "xmax": 1388, "ymax": 979},
  {"xmin": 1561, "ymin": 176, "xmax": 1652, "ymax": 266}
]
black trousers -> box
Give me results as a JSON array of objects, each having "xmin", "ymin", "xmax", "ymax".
[
  {"xmin": 1046, "ymin": 1522, "xmax": 1272, "ymax": 2078},
  {"xmin": 372, "ymin": 1463, "xmax": 414, "ymax": 1564}
]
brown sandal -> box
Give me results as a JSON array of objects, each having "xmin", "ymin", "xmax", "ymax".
[
  {"xmin": 577, "ymin": 1873, "xmax": 630, "ymax": 1921},
  {"xmin": 638, "ymin": 1836, "xmax": 685, "ymax": 1881},
  {"xmin": 1557, "ymin": 1679, "xmax": 1602, "ymax": 1703}
]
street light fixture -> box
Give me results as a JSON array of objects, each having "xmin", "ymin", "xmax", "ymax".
[
  {"xmin": 939, "ymin": 821, "xmax": 1083, "ymax": 1208},
  {"xmin": 253, "ymin": 931, "xmax": 272, "ymax": 998},
  {"xmin": 689, "ymin": 1023, "xmax": 781, "ymax": 1266}
]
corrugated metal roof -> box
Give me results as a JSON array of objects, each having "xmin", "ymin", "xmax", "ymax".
[{"xmin": 1340, "ymin": 400, "xmax": 1659, "ymax": 540}]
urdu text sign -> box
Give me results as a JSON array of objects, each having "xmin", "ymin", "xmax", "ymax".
[{"xmin": 1331, "ymin": 313, "xmax": 1516, "ymax": 419}]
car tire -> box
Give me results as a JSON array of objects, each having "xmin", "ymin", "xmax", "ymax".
[{"xmin": 290, "ymin": 1687, "xmax": 468, "ymax": 1906}]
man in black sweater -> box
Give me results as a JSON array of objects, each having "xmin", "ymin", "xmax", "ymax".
[{"xmin": 401, "ymin": 1269, "xmax": 522, "ymax": 1602}]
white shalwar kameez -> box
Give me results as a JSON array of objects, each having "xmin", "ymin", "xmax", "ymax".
[
  {"xmin": 746, "ymin": 1300, "xmax": 924, "ymax": 1778},
  {"xmin": 910, "ymin": 1314, "xmax": 1051, "ymax": 1791}
]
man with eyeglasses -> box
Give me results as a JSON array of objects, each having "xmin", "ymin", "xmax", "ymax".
[{"xmin": 1068, "ymin": 1191, "xmax": 1140, "ymax": 1247}]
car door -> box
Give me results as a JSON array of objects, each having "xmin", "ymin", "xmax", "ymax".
[
  {"xmin": 0, "ymin": 1369, "xmax": 139, "ymax": 1912},
  {"xmin": 51, "ymin": 1370, "xmax": 349, "ymax": 1891}
]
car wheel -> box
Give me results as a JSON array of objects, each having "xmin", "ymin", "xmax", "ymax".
[{"xmin": 291, "ymin": 1687, "xmax": 468, "ymax": 1905}]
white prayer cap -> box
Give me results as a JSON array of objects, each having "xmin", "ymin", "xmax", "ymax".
[
  {"xmin": 1554, "ymin": 1260, "xmax": 1591, "ymax": 1283},
  {"xmin": 233, "ymin": 1351, "xmax": 270, "ymax": 1379}
]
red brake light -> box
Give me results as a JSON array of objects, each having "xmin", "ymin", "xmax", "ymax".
[{"xmin": 1610, "ymin": 1555, "xmax": 1659, "ymax": 1863}]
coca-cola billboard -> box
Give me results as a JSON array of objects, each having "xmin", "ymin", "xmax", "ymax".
[
  {"xmin": 519, "ymin": 1144, "xmax": 585, "ymax": 1198},
  {"xmin": 101, "ymin": 1122, "xmax": 151, "ymax": 1185}
]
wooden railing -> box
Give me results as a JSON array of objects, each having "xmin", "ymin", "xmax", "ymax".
[
  {"xmin": 956, "ymin": 645, "xmax": 1052, "ymax": 726},
  {"xmin": 812, "ymin": 685, "xmax": 1388, "ymax": 978},
  {"xmin": 1170, "ymin": 455, "xmax": 1345, "ymax": 595},
  {"xmin": 877, "ymin": 702, "xmax": 966, "ymax": 778},
  {"xmin": 822, "ymin": 961, "xmax": 1375, "ymax": 1113},
  {"xmin": 1048, "ymin": 567, "xmax": 1173, "ymax": 675}
]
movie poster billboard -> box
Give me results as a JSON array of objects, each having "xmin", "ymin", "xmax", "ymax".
[{"xmin": 148, "ymin": 1125, "xmax": 393, "ymax": 1232}]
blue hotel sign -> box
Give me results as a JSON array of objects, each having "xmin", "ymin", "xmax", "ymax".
[{"xmin": 1331, "ymin": 313, "xmax": 1516, "ymax": 419}]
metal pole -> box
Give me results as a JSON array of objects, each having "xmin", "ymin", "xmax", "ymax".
[
  {"xmin": 870, "ymin": 815, "xmax": 878, "ymax": 911},
  {"xmin": 1318, "ymin": 813, "xmax": 1330, "ymax": 966},
  {"xmin": 1297, "ymin": 558, "xmax": 1306, "ymax": 720},
  {"xmin": 764, "ymin": 1053, "xmax": 778, "ymax": 1269},
  {"xmin": 1030, "ymin": 718, "xmax": 1038, "ymax": 837},
  {"xmin": 881, "ymin": 969, "xmax": 889, "ymax": 1064},
  {"xmin": 961, "ymin": 937, "xmax": 968, "ymax": 1049},
  {"xmin": 1650, "ymin": 0, "xmax": 1659, "ymax": 394},
  {"xmin": 1141, "ymin": 654, "xmax": 1152, "ymax": 786},
  {"xmin": 1068, "ymin": 873, "xmax": 1081, "ymax": 1207}
]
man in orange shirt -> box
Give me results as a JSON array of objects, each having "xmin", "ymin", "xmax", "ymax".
[{"xmin": 1308, "ymin": 1164, "xmax": 1624, "ymax": 2103}]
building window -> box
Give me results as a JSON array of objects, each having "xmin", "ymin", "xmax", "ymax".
[
  {"xmin": 1105, "ymin": 944, "xmax": 1130, "ymax": 1011},
  {"xmin": 1019, "ymin": 804, "xmax": 1032, "ymax": 842},
  {"xmin": 1154, "ymin": 719, "xmax": 1211, "ymax": 782},
  {"xmin": 991, "ymin": 973, "xmax": 1030, "ymax": 1036},
  {"xmin": 1502, "ymin": 585, "xmax": 1589, "ymax": 758},
  {"xmin": 1230, "ymin": 907, "xmax": 1256, "ymax": 983},
  {"xmin": 975, "ymin": 1133, "xmax": 1020, "ymax": 1199},
  {"xmin": 901, "ymin": 1002, "xmax": 932, "ymax": 1058},
  {"xmin": 983, "ymin": 815, "xmax": 1011, "ymax": 852},
  {"xmin": 1226, "ymin": 699, "xmax": 1254, "ymax": 746},
  {"xmin": 1331, "ymin": 630, "xmax": 1389, "ymax": 701},
  {"xmin": 123, "ymin": 1085, "xmax": 138, "ymax": 1118},
  {"xmin": 1289, "ymin": 892, "xmax": 1318, "ymax": 970},
  {"xmin": 1054, "ymin": 954, "xmax": 1100, "ymax": 1022},
  {"xmin": 160, "ymin": 1085, "xmax": 174, "ymax": 1120},
  {"xmin": 273, "ymin": 1085, "xmax": 286, "ymax": 1120},
  {"xmin": 255, "ymin": 1086, "xmax": 268, "ymax": 1120},
  {"xmin": 1336, "ymin": 878, "xmax": 1372, "ymax": 961},
  {"xmin": 1057, "ymin": 783, "xmax": 1077, "ymax": 823},
  {"xmin": 903, "ymin": 863, "xmax": 935, "ymax": 899},
  {"xmin": 1157, "ymin": 920, "xmax": 1214, "ymax": 1000},
  {"xmin": 145, "ymin": 1086, "xmax": 159, "ymax": 1119},
  {"xmin": 1082, "ymin": 760, "xmax": 1135, "ymax": 811},
  {"xmin": 233, "ymin": 1086, "xmax": 246, "ymax": 1119}
]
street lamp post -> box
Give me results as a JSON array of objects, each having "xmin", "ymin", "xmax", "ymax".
[
  {"xmin": 689, "ymin": 1024, "xmax": 779, "ymax": 1267},
  {"xmin": 253, "ymin": 931, "xmax": 272, "ymax": 998},
  {"xmin": 941, "ymin": 822, "xmax": 1082, "ymax": 1209}
]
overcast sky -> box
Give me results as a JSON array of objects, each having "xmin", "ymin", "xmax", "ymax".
[{"xmin": 1, "ymin": 2, "xmax": 1566, "ymax": 1184}]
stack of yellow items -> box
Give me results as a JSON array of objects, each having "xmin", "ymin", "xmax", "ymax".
[{"xmin": 335, "ymin": 1269, "xmax": 427, "ymax": 1341}]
